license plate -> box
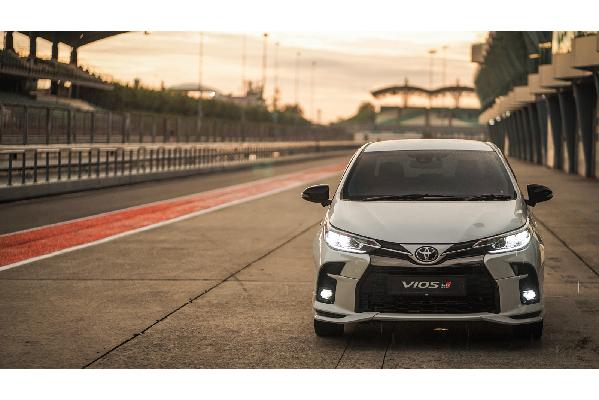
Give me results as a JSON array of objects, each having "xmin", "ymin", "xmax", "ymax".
[{"xmin": 388, "ymin": 275, "xmax": 466, "ymax": 296}]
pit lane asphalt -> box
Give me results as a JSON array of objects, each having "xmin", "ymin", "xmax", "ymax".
[{"xmin": 1, "ymin": 156, "xmax": 598, "ymax": 368}]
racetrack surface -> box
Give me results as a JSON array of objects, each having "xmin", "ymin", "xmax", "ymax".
[{"xmin": 1, "ymin": 155, "xmax": 599, "ymax": 368}]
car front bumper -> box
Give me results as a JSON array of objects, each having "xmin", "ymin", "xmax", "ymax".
[{"xmin": 312, "ymin": 228, "xmax": 545, "ymax": 326}]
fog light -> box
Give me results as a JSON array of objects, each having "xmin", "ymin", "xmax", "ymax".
[
  {"xmin": 320, "ymin": 288, "xmax": 334, "ymax": 300},
  {"xmin": 522, "ymin": 289, "xmax": 537, "ymax": 302}
]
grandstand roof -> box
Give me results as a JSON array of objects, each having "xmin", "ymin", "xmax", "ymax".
[
  {"xmin": 371, "ymin": 83, "xmax": 475, "ymax": 98},
  {"xmin": 18, "ymin": 32, "xmax": 127, "ymax": 48}
]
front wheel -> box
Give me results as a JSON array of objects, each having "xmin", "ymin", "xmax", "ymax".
[
  {"xmin": 513, "ymin": 320, "xmax": 543, "ymax": 340},
  {"xmin": 314, "ymin": 319, "xmax": 344, "ymax": 337}
]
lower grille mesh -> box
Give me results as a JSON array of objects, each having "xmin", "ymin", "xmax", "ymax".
[{"xmin": 355, "ymin": 262, "xmax": 499, "ymax": 314}]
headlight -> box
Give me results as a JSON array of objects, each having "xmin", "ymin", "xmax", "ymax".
[
  {"xmin": 475, "ymin": 226, "xmax": 532, "ymax": 253},
  {"xmin": 323, "ymin": 222, "xmax": 380, "ymax": 253}
]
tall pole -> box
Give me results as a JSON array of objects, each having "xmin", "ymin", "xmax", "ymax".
[
  {"xmin": 294, "ymin": 51, "xmax": 301, "ymax": 106},
  {"xmin": 428, "ymin": 48, "xmax": 436, "ymax": 89},
  {"xmin": 441, "ymin": 45, "xmax": 448, "ymax": 86},
  {"xmin": 310, "ymin": 61, "xmax": 316, "ymax": 122},
  {"xmin": 241, "ymin": 34, "xmax": 246, "ymax": 94},
  {"xmin": 428, "ymin": 48, "xmax": 436, "ymax": 110},
  {"xmin": 273, "ymin": 41, "xmax": 280, "ymax": 112},
  {"xmin": 261, "ymin": 33, "xmax": 268, "ymax": 101},
  {"xmin": 197, "ymin": 32, "xmax": 204, "ymax": 133}
]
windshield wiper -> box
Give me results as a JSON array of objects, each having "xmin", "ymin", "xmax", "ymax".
[
  {"xmin": 463, "ymin": 194, "xmax": 514, "ymax": 201},
  {"xmin": 358, "ymin": 194, "xmax": 469, "ymax": 201}
]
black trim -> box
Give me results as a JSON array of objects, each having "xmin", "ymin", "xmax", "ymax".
[
  {"xmin": 315, "ymin": 310, "xmax": 345, "ymax": 319},
  {"xmin": 355, "ymin": 260, "xmax": 500, "ymax": 314},
  {"xmin": 510, "ymin": 311, "xmax": 542, "ymax": 320},
  {"xmin": 370, "ymin": 239, "xmax": 490, "ymax": 264},
  {"xmin": 511, "ymin": 263, "xmax": 540, "ymax": 304},
  {"xmin": 315, "ymin": 262, "xmax": 345, "ymax": 304}
]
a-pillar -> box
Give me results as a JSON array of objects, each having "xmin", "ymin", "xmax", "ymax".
[
  {"xmin": 535, "ymin": 100, "xmax": 548, "ymax": 166},
  {"xmin": 50, "ymin": 33, "xmax": 59, "ymax": 95},
  {"xmin": 4, "ymin": 31, "xmax": 14, "ymax": 51},
  {"xmin": 558, "ymin": 89, "xmax": 578, "ymax": 174},
  {"xmin": 572, "ymin": 79, "xmax": 597, "ymax": 177},
  {"xmin": 546, "ymin": 94, "xmax": 563, "ymax": 170}
]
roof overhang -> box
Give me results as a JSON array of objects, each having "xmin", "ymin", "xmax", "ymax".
[
  {"xmin": 539, "ymin": 63, "xmax": 570, "ymax": 89},
  {"xmin": 528, "ymin": 73, "xmax": 554, "ymax": 95},
  {"xmin": 19, "ymin": 32, "xmax": 127, "ymax": 48},
  {"xmin": 554, "ymin": 52, "xmax": 592, "ymax": 81}
]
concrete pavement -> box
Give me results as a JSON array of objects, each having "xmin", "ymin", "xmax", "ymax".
[{"xmin": 1, "ymin": 156, "xmax": 599, "ymax": 368}]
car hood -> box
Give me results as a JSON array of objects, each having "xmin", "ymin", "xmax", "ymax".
[{"xmin": 329, "ymin": 200, "xmax": 527, "ymax": 244}]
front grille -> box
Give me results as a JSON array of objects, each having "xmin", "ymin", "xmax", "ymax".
[
  {"xmin": 355, "ymin": 261, "xmax": 499, "ymax": 314},
  {"xmin": 370, "ymin": 239, "xmax": 489, "ymax": 264}
]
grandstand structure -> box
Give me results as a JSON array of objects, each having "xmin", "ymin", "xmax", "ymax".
[
  {"xmin": 0, "ymin": 31, "xmax": 350, "ymax": 145},
  {"xmin": 369, "ymin": 79, "xmax": 484, "ymax": 139},
  {"xmin": 475, "ymin": 32, "xmax": 599, "ymax": 179},
  {"xmin": 1, "ymin": 31, "xmax": 123, "ymax": 98}
]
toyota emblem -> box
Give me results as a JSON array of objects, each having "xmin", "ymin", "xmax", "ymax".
[{"xmin": 414, "ymin": 246, "xmax": 439, "ymax": 263}]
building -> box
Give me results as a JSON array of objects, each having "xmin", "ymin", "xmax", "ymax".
[{"xmin": 474, "ymin": 32, "xmax": 599, "ymax": 178}]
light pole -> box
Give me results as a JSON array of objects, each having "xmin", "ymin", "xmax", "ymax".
[
  {"xmin": 310, "ymin": 61, "xmax": 316, "ymax": 122},
  {"xmin": 428, "ymin": 48, "xmax": 436, "ymax": 89},
  {"xmin": 428, "ymin": 48, "xmax": 436, "ymax": 111},
  {"xmin": 241, "ymin": 34, "xmax": 246, "ymax": 95},
  {"xmin": 273, "ymin": 42, "xmax": 280, "ymax": 116},
  {"xmin": 294, "ymin": 51, "xmax": 301, "ymax": 106},
  {"xmin": 261, "ymin": 33, "xmax": 268, "ymax": 101},
  {"xmin": 441, "ymin": 45, "xmax": 448, "ymax": 86},
  {"xmin": 197, "ymin": 32, "xmax": 204, "ymax": 135}
]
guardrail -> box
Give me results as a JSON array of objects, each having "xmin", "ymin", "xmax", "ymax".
[
  {"xmin": 0, "ymin": 141, "xmax": 358, "ymax": 189},
  {"xmin": 0, "ymin": 103, "xmax": 351, "ymax": 145}
]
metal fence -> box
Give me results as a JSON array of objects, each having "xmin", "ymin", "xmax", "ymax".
[
  {"xmin": 0, "ymin": 141, "xmax": 358, "ymax": 187},
  {"xmin": 0, "ymin": 104, "xmax": 351, "ymax": 145}
]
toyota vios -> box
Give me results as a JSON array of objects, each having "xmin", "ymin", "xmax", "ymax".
[{"xmin": 301, "ymin": 139, "xmax": 552, "ymax": 339}]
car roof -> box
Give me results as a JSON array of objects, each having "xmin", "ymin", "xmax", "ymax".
[{"xmin": 363, "ymin": 139, "xmax": 494, "ymax": 152}]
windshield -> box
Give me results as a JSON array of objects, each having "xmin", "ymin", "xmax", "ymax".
[{"xmin": 342, "ymin": 149, "xmax": 516, "ymax": 201}]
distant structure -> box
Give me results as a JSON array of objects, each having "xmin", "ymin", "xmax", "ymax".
[
  {"xmin": 168, "ymin": 80, "xmax": 266, "ymax": 107},
  {"xmin": 369, "ymin": 78, "xmax": 484, "ymax": 139}
]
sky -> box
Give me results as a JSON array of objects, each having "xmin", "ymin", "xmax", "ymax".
[{"xmin": 7, "ymin": 31, "xmax": 484, "ymax": 123}]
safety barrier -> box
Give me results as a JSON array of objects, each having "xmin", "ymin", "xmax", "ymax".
[{"xmin": 0, "ymin": 141, "xmax": 358, "ymax": 189}]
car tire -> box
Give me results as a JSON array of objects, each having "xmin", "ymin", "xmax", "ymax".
[
  {"xmin": 314, "ymin": 319, "xmax": 344, "ymax": 337},
  {"xmin": 513, "ymin": 320, "xmax": 543, "ymax": 340}
]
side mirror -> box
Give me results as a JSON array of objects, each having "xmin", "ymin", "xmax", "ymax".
[
  {"xmin": 525, "ymin": 184, "xmax": 553, "ymax": 207},
  {"xmin": 301, "ymin": 184, "xmax": 331, "ymax": 207}
]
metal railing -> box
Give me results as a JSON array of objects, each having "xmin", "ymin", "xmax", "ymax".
[
  {"xmin": 0, "ymin": 141, "xmax": 358, "ymax": 187},
  {"xmin": 0, "ymin": 103, "xmax": 351, "ymax": 145}
]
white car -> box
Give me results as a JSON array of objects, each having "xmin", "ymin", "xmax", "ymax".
[{"xmin": 302, "ymin": 139, "xmax": 552, "ymax": 339}]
